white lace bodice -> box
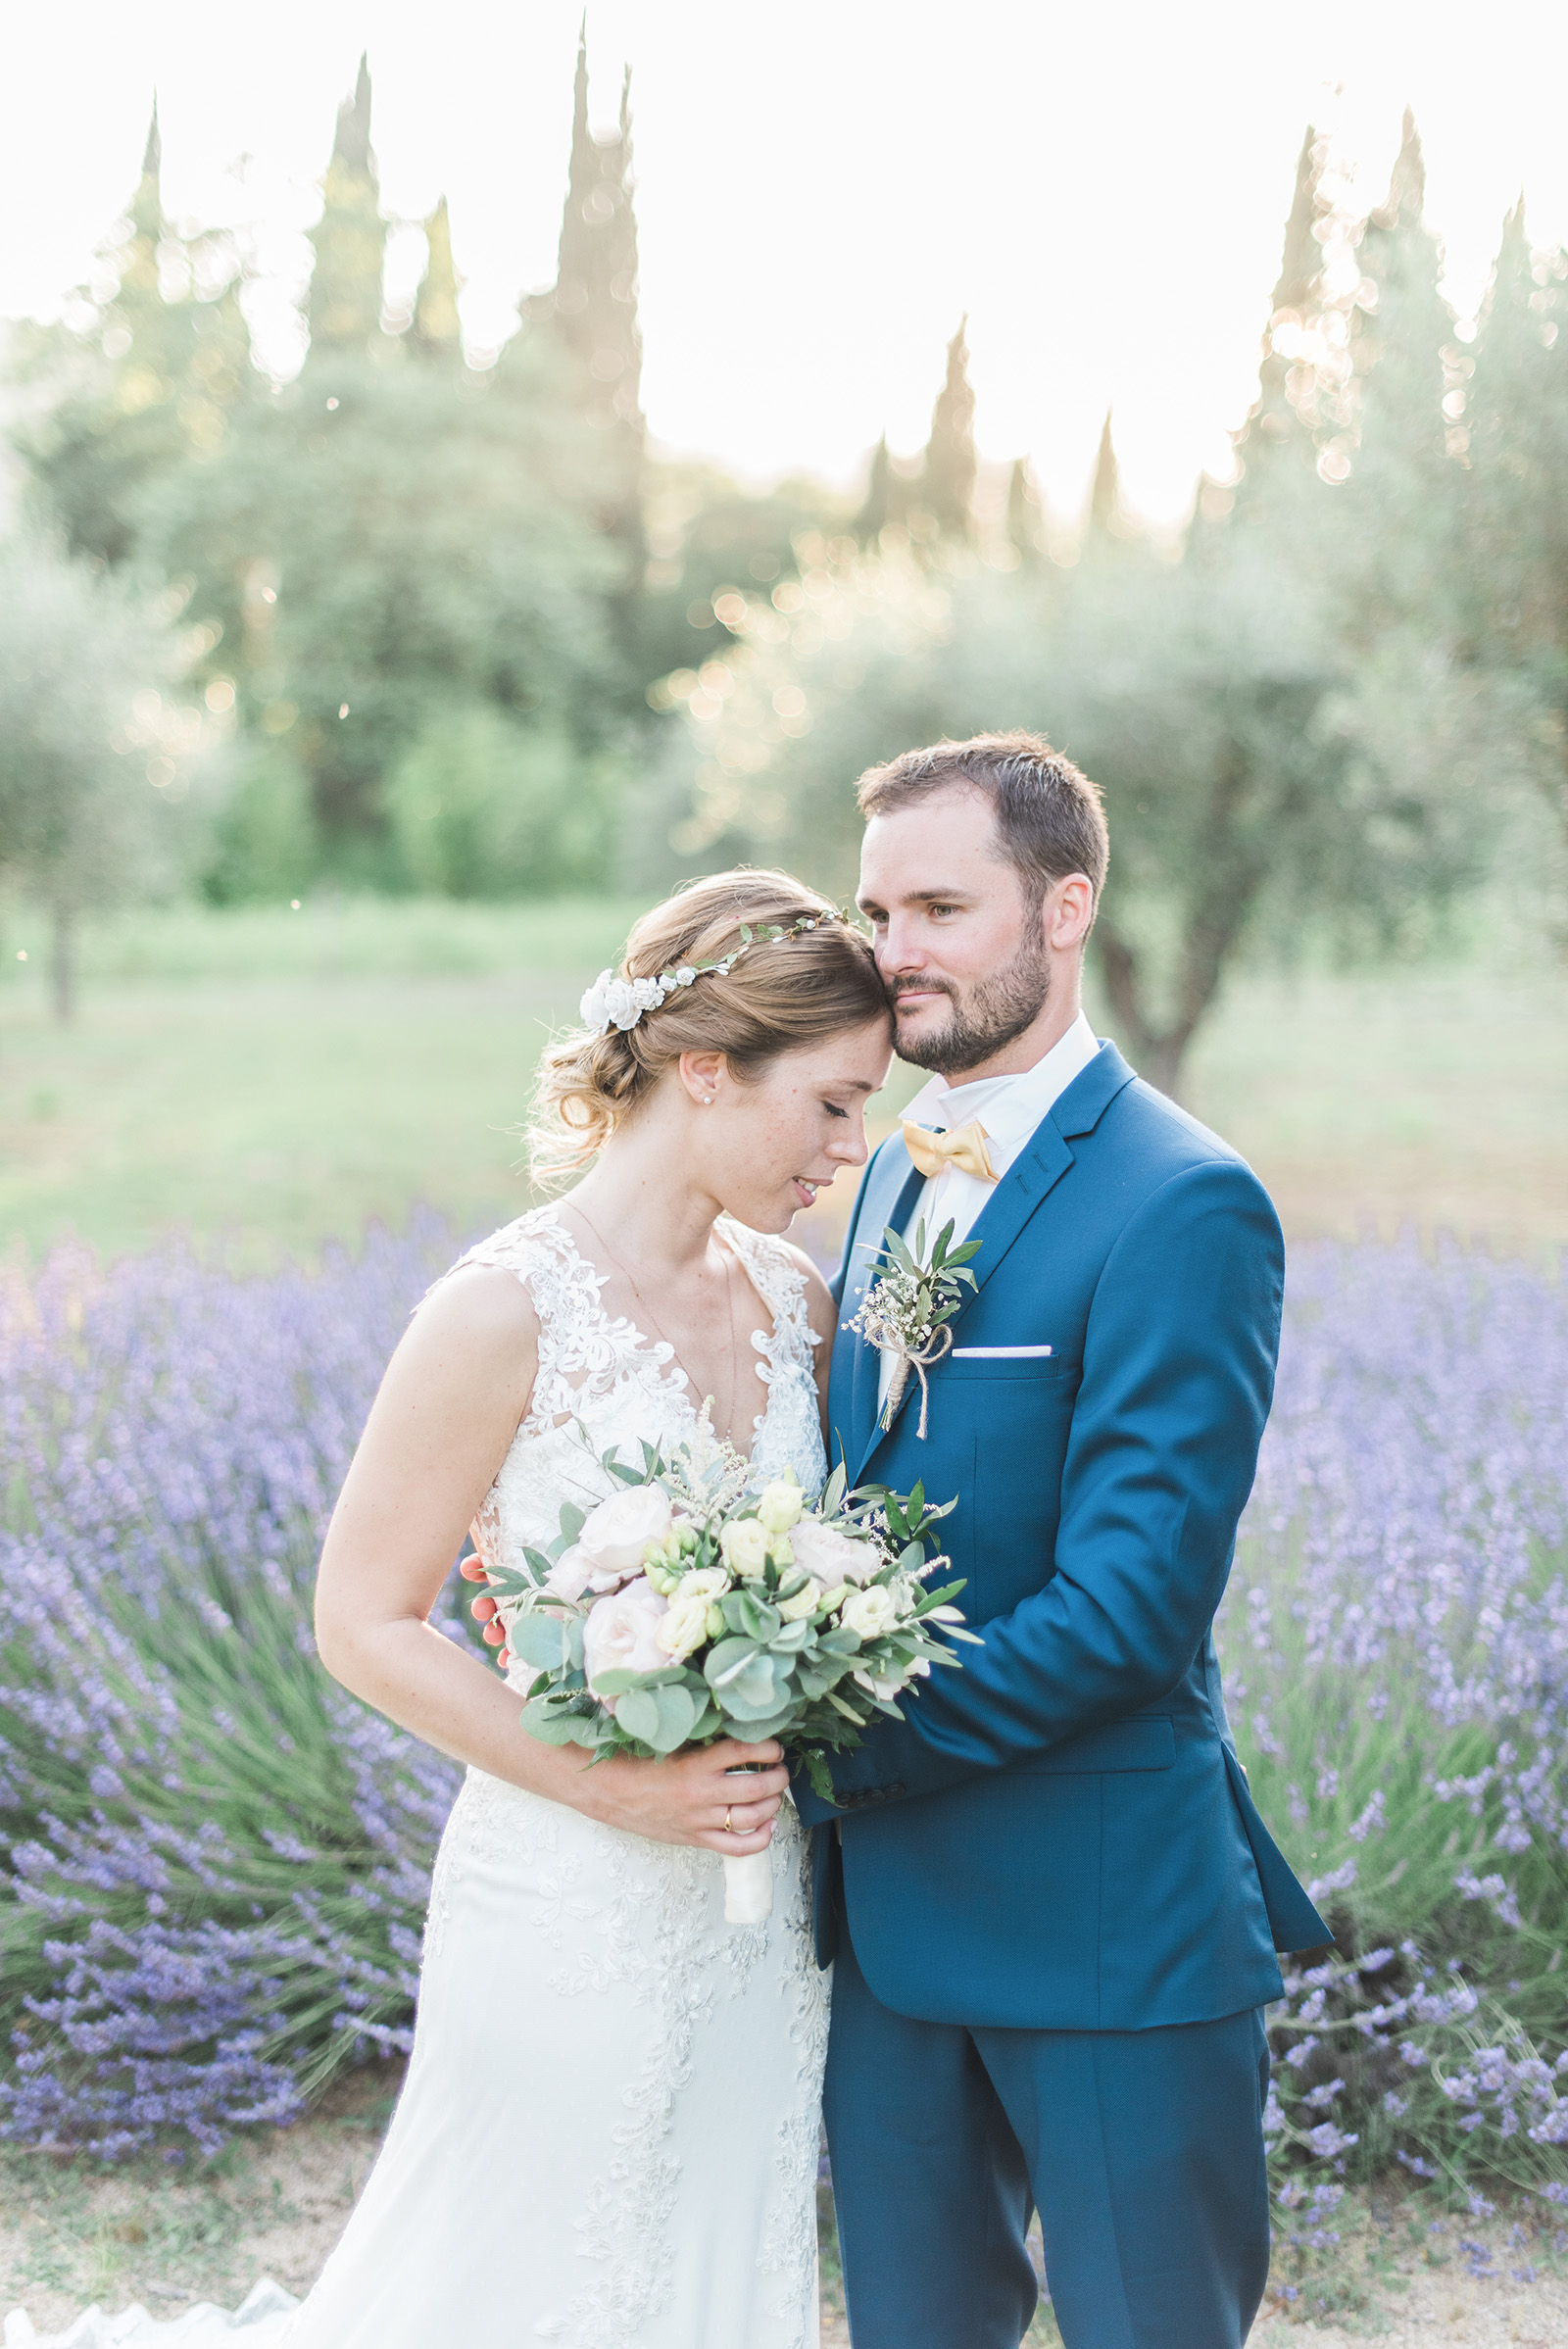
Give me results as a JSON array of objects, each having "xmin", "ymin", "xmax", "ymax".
[{"xmin": 428, "ymin": 1208, "xmax": 826, "ymax": 1655}]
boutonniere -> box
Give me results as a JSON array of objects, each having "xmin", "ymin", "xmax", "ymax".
[{"xmin": 850, "ymin": 1217, "xmax": 980, "ymax": 1440}]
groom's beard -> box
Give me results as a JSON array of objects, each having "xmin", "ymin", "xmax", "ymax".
[{"xmin": 890, "ymin": 928, "xmax": 1052, "ymax": 1077}]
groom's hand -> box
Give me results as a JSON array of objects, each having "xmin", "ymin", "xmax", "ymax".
[{"xmin": 571, "ymin": 1737, "xmax": 788, "ymax": 1854}]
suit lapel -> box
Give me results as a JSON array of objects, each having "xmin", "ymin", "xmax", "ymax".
[
  {"xmin": 834, "ymin": 1140, "xmax": 924, "ymax": 1482},
  {"xmin": 850, "ymin": 1043, "xmax": 1140, "ymax": 1478},
  {"xmin": 948, "ymin": 1042, "xmax": 1137, "ymax": 1328}
]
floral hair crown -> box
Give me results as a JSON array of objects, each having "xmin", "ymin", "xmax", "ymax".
[{"xmin": 579, "ymin": 909, "xmax": 848, "ymax": 1037}]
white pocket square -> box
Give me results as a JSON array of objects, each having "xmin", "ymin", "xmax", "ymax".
[{"xmin": 949, "ymin": 1345, "xmax": 1054, "ymax": 1359}]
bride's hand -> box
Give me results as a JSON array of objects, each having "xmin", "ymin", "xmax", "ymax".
[{"xmin": 570, "ymin": 1737, "xmax": 789, "ymax": 1854}]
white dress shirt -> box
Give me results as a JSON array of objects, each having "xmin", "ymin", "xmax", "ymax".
[
  {"xmin": 872, "ymin": 1010, "xmax": 1102, "ymax": 1403},
  {"xmin": 898, "ymin": 1009, "xmax": 1102, "ymax": 1251}
]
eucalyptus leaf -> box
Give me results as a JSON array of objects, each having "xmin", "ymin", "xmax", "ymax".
[
  {"xmin": 705, "ymin": 1637, "xmax": 761, "ymax": 1689},
  {"xmin": 521, "ymin": 1696, "xmax": 587, "ymax": 1744},
  {"xmin": 648, "ymin": 1685, "xmax": 701, "ymax": 1752},
  {"xmin": 510, "ymin": 1615, "xmax": 570, "ymax": 1672},
  {"xmin": 615, "ymin": 1688, "xmax": 662, "ymax": 1744},
  {"xmin": 733, "ymin": 1591, "xmax": 781, "ymax": 1642}
]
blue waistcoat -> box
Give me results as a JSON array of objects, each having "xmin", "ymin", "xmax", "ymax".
[{"xmin": 795, "ymin": 1040, "xmax": 1328, "ymax": 2031}]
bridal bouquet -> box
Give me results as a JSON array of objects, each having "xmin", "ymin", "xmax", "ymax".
[{"xmin": 462, "ymin": 1438, "xmax": 972, "ymax": 1922}]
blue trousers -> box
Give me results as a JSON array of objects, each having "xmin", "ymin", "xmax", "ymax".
[{"xmin": 823, "ymin": 1923, "xmax": 1272, "ymax": 2349}]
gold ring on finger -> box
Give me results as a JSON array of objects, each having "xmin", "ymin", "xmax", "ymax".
[{"xmin": 724, "ymin": 1806, "xmax": 734, "ymax": 1834}]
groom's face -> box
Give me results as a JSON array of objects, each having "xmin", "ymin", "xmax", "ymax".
[{"xmin": 858, "ymin": 784, "xmax": 1051, "ymax": 1076}]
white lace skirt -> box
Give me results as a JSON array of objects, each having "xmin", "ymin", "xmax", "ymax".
[{"xmin": 280, "ymin": 1770, "xmax": 828, "ymax": 2349}]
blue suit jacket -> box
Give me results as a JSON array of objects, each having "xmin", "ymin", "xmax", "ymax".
[{"xmin": 797, "ymin": 1040, "xmax": 1328, "ymax": 2031}]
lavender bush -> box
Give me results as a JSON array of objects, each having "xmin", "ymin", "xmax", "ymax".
[
  {"xmin": 0, "ymin": 1220, "xmax": 466, "ymax": 2159},
  {"xmin": 1216, "ymin": 1239, "xmax": 1568, "ymax": 2288},
  {"xmin": 0, "ymin": 1224, "xmax": 1564, "ymax": 2212}
]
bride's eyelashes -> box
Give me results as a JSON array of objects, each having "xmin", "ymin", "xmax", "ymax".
[{"xmin": 822, "ymin": 1101, "xmax": 851, "ymax": 1120}]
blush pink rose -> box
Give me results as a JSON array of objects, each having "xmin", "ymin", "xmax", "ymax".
[
  {"xmin": 577, "ymin": 1484, "xmax": 673, "ymax": 1591},
  {"xmin": 786, "ymin": 1518, "xmax": 881, "ymax": 1590},
  {"xmin": 583, "ymin": 1576, "xmax": 670, "ymax": 1700},
  {"xmin": 544, "ymin": 1543, "xmax": 596, "ymax": 1602}
]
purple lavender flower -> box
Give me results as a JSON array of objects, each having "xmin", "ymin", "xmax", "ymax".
[{"xmin": 0, "ymin": 1220, "xmax": 467, "ymax": 2158}]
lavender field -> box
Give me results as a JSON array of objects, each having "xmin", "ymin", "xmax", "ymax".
[{"xmin": 0, "ymin": 1226, "xmax": 1565, "ymax": 2245}]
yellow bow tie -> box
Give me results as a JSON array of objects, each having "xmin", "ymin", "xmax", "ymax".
[{"xmin": 901, "ymin": 1119, "xmax": 998, "ymax": 1183}]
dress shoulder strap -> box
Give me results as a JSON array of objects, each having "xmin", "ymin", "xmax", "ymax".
[{"xmin": 417, "ymin": 1208, "xmax": 608, "ymax": 1355}]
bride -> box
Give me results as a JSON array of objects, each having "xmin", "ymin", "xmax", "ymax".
[
  {"xmin": 31, "ymin": 870, "xmax": 887, "ymax": 2349},
  {"xmin": 277, "ymin": 872, "xmax": 890, "ymax": 2349}
]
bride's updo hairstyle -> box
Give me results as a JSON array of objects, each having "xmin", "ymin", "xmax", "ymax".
[{"xmin": 531, "ymin": 869, "xmax": 889, "ymax": 1183}]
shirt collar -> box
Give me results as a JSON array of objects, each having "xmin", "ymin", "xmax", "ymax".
[{"xmin": 903, "ymin": 1010, "xmax": 1101, "ymax": 1150}]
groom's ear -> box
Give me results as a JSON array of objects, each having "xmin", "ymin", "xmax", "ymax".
[{"xmin": 1045, "ymin": 872, "xmax": 1095, "ymax": 954}]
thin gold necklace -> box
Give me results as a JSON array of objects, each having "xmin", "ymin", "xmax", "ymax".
[{"xmin": 571, "ymin": 1204, "xmax": 745, "ymax": 1447}]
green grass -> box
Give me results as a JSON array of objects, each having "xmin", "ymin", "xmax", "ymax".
[
  {"xmin": 18, "ymin": 895, "xmax": 653, "ymax": 983},
  {"xmin": 0, "ymin": 897, "xmax": 1564, "ymax": 1265}
]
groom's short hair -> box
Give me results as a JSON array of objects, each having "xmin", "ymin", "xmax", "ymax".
[{"xmin": 856, "ymin": 730, "xmax": 1109, "ymax": 913}]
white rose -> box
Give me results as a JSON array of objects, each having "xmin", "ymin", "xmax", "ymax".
[
  {"xmin": 719, "ymin": 1518, "xmax": 772, "ymax": 1580},
  {"xmin": 757, "ymin": 1474, "xmax": 805, "ymax": 1538},
  {"xmin": 776, "ymin": 1577, "xmax": 822, "ymax": 1621},
  {"xmin": 657, "ymin": 1591, "xmax": 712, "ymax": 1662},
  {"xmin": 543, "ymin": 1543, "xmax": 595, "ymax": 1603},
  {"xmin": 675, "ymin": 1566, "xmax": 731, "ymax": 1602},
  {"xmin": 577, "ymin": 1484, "xmax": 673, "ymax": 1589},
  {"xmin": 578, "ymin": 970, "xmax": 615, "ymax": 1031},
  {"xmin": 583, "ymin": 1577, "xmax": 669, "ymax": 1696},
  {"xmin": 841, "ymin": 1584, "xmax": 900, "ymax": 1640},
  {"xmin": 787, "ymin": 1518, "xmax": 880, "ymax": 1589}
]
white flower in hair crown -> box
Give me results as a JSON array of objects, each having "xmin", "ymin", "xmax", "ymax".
[{"xmin": 579, "ymin": 911, "xmax": 844, "ymax": 1036}]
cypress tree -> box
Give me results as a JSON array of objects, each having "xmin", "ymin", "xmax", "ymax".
[
  {"xmin": 1005, "ymin": 456, "xmax": 1043, "ymax": 562},
  {"xmin": 918, "ymin": 318, "xmax": 976, "ymax": 538},
  {"xmin": 1349, "ymin": 112, "xmax": 1451, "ymax": 475},
  {"xmin": 307, "ymin": 55, "xmax": 387, "ymax": 355},
  {"xmin": 1087, "ymin": 410, "xmax": 1121, "ymax": 538},
  {"xmin": 1340, "ymin": 111, "xmax": 1459, "ymax": 622},
  {"xmin": 855, "ymin": 435, "xmax": 901, "ymax": 544},
  {"xmin": 412, "ymin": 196, "xmax": 463, "ymax": 358},
  {"xmin": 1230, "ymin": 125, "xmax": 1331, "ymax": 498},
  {"xmin": 17, "ymin": 100, "xmax": 250, "ymax": 563},
  {"xmin": 546, "ymin": 32, "xmax": 644, "ymax": 441},
  {"xmin": 532, "ymin": 27, "xmax": 646, "ymax": 576}
]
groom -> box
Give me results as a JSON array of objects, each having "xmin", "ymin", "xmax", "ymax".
[{"xmin": 796, "ymin": 731, "xmax": 1328, "ymax": 2349}]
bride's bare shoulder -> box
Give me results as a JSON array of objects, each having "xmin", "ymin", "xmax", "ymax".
[
  {"xmin": 405, "ymin": 1260, "xmax": 541, "ymax": 1373},
  {"xmin": 774, "ymin": 1240, "xmax": 836, "ymax": 1334}
]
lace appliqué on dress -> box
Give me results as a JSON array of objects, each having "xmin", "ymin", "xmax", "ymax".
[{"xmin": 415, "ymin": 1207, "xmax": 828, "ymax": 2349}]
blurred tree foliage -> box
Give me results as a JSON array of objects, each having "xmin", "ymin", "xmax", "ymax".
[
  {"xmin": 651, "ymin": 115, "xmax": 1568, "ymax": 1095},
  {"xmin": 0, "ymin": 536, "xmax": 213, "ymax": 1014},
  {"xmin": 4, "ymin": 57, "xmax": 1566, "ymax": 1092},
  {"xmin": 138, "ymin": 345, "xmax": 625, "ymax": 856},
  {"xmin": 385, "ymin": 710, "xmax": 620, "ymax": 898},
  {"xmin": 2, "ymin": 41, "xmax": 853, "ymax": 901}
]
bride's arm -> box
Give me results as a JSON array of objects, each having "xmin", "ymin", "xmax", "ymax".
[{"xmin": 314, "ymin": 1264, "xmax": 786, "ymax": 1853}]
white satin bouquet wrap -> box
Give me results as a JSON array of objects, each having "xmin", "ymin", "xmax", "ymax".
[{"xmin": 464, "ymin": 1436, "xmax": 977, "ymax": 1923}]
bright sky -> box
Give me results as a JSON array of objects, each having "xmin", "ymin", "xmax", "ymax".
[{"xmin": 6, "ymin": 0, "xmax": 1566, "ymax": 526}]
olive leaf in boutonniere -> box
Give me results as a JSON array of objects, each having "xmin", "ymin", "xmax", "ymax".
[{"xmin": 850, "ymin": 1217, "xmax": 981, "ymax": 1440}]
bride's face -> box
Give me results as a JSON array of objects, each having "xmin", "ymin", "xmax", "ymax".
[{"xmin": 686, "ymin": 1018, "xmax": 893, "ymax": 1235}]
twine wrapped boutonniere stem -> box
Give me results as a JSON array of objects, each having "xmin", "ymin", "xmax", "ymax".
[{"xmin": 851, "ymin": 1217, "xmax": 981, "ymax": 1439}]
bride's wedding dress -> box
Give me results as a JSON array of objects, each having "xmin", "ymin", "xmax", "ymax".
[{"xmin": 5, "ymin": 1209, "xmax": 831, "ymax": 2349}]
